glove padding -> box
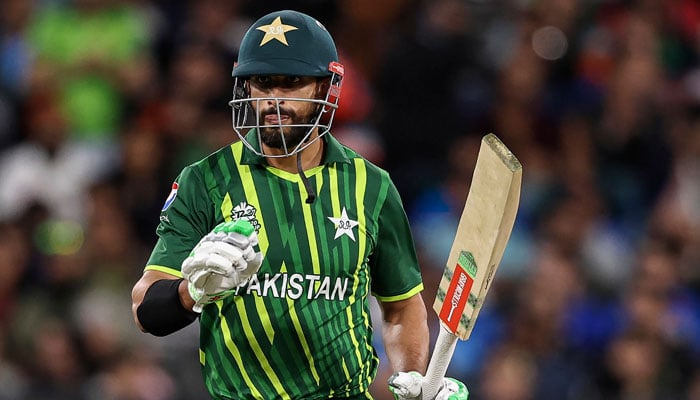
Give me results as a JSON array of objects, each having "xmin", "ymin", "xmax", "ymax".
[
  {"xmin": 182, "ymin": 220, "xmax": 263, "ymax": 312},
  {"xmin": 389, "ymin": 371, "xmax": 469, "ymax": 400}
]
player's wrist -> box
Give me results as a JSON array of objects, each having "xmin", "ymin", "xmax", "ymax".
[{"xmin": 179, "ymin": 278, "xmax": 196, "ymax": 311}]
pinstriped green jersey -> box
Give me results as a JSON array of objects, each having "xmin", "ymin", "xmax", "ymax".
[{"xmin": 145, "ymin": 133, "xmax": 423, "ymax": 399}]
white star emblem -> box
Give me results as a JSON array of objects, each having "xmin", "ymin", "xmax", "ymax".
[{"xmin": 328, "ymin": 207, "xmax": 359, "ymax": 241}]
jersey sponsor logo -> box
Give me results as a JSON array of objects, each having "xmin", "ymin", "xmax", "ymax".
[
  {"xmin": 231, "ymin": 202, "xmax": 261, "ymax": 232},
  {"xmin": 161, "ymin": 182, "xmax": 179, "ymax": 211},
  {"xmin": 235, "ymin": 273, "xmax": 349, "ymax": 301},
  {"xmin": 327, "ymin": 207, "xmax": 359, "ymax": 241}
]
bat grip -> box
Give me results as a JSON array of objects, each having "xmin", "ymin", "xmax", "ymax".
[{"xmin": 422, "ymin": 324, "xmax": 458, "ymax": 399}]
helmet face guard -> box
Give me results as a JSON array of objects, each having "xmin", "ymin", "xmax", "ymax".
[
  {"xmin": 229, "ymin": 62, "xmax": 344, "ymax": 158},
  {"xmin": 229, "ymin": 10, "xmax": 344, "ymax": 158}
]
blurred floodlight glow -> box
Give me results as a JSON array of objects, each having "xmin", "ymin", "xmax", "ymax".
[{"xmin": 532, "ymin": 26, "xmax": 568, "ymax": 60}]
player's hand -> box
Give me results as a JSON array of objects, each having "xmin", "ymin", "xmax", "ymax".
[
  {"xmin": 181, "ymin": 219, "xmax": 263, "ymax": 312},
  {"xmin": 388, "ymin": 371, "xmax": 469, "ymax": 400}
]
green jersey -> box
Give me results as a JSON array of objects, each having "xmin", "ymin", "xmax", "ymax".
[{"xmin": 145, "ymin": 133, "xmax": 423, "ymax": 399}]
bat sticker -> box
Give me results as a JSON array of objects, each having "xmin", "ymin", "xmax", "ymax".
[{"xmin": 438, "ymin": 251, "xmax": 477, "ymax": 333}]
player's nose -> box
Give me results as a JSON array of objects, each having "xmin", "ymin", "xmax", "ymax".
[{"xmin": 265, "ymin": 91, "xmax": 285, "ymax": 106}]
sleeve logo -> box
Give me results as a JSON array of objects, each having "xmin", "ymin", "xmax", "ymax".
[{"xmin": 161, "ymin": 182, "xmax": 179, "ymax": 211}]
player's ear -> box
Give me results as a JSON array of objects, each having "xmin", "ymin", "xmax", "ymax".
[
  {"xmin": 314, "ymin": 77, "xmax": 331, "ymax": 100},
  {"xmin": 243, "ymin": 79, "xmax": 251, "ymax": 96}
]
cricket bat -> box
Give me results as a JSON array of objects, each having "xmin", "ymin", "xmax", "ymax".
[{"xmin": 422, "ymin": 133, "xmax": 522, "ymax": 399}]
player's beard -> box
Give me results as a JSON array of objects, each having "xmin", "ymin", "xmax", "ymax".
[{"xmin": 258, "ymin": 106, "xmax": 314, "ymax": 150}]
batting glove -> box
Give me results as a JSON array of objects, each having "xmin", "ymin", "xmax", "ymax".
[
  {"xmin": 182, "ymin": 219, "xmax": 263, "ymax": 312},
  {"xmin": 389, "ymin": 371, "xmax": 469, "ymax": 400}
]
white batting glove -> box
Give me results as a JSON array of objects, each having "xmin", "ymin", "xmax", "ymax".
[
  {"xmin": 182, "ymin": 219, "xmax": 263, "ymax": 312},
  {"xmin": 388, "ymin": 371, "xmax": 469, "ymax": 400}
]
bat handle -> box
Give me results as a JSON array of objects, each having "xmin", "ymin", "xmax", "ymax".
[{"xmin": 422, "ymin": 324, "xmax": 458, "ymax": 399}]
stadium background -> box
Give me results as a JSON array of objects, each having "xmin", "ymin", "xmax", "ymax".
[{"xmin": 0, "ymin": 0, "xmax": 699, "ymax": 398}]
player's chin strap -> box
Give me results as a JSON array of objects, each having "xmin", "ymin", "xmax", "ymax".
[{"xmin": 297, "ymin": 147, "xmax": 316, "ymax": 204}]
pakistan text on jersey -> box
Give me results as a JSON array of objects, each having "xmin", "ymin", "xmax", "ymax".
[{"xmin": 234, "ymin": 273, "xmax": 349, "ymax": 301}]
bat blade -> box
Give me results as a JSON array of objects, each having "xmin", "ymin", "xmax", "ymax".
[
  {"xmin": 434, "ymin": 133, "xmax": 522, "ymax": 339},
  {"xmin": 423, "ymin": 133, "xmax": 522, "ymax": 399}
]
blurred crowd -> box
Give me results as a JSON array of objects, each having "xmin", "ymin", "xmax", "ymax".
[{"xmin": 0, "ymin": 0, "xmax": 699, "ymax": 399}]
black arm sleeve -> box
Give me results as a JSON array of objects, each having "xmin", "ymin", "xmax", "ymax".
[{"xmin": 136, "ymin": 279, "xmax": 198, "ymax": 337}]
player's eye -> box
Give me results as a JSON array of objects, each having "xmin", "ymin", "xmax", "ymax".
[
  {"xmin": 250, "ymin": 75, "xmax": 310, "ymax": 91},
  {"xmin": 250, "ymin": 76, "xmax": 272, "ymax": 89},
  {"xmin": 276, "ymin": 76, "xmax": 304, "ymax": 89}
]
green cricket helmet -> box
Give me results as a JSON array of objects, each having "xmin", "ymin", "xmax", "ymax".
[{"xmin": 229, "ymin": 10, "xmax": 344, "ymax": 158}]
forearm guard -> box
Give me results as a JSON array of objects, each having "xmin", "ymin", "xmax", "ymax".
[{"xmin": 137, "ymin": 279, "xmax": 198, "ymax": 336}]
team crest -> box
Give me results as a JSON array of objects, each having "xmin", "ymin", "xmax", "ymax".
[
  {"xmin": 161, "ymin": 182, "xmax": 179, "ymax": 211},
  {"xmin": 231, "ymin": 201, "xmax": 261, "ymax": 232},
  {"xmin": 256, "ymin": 17, "xmax": 298, "ymax": 46},
  {"xmin": 328, "ymin": 207, "xmax": 359, "ymax": 242}
]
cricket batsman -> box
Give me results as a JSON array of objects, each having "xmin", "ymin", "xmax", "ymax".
[{"xmin": 131, "ymin": 9, "xmax": 468, "ymax": 400}]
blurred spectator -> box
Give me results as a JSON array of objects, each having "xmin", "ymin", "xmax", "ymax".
[
  {"xmin": 174, "ymin": 0, "xmax": 250, "ymax": 55},
  {"xmin": 0, "ymin": 222, "xmax": 30, "ymax": 325},
  {"xmin": 0, "ymin": 329, "xmax": 28, "ymax": 400},
  {"xmin": 22, "ymin": 318, "xmax": 86, "ymax": 399},
  {"xmin": 651, "ymin": 106, "xmax": 700, "ymax": 290},
  {"xmin": 478, "ymin": 345, "xmax": 537, "ymax": 400},
  {"xmin": 27, "ymin": 0, "xmax": 155, "ymax": 141},
  {"xmin": 82, "ymin": 348, "xmax": 179, "ymax": 400},
  {"xmin": 374, "ymin": 0, "xmax": 476, "ymax": 209},
  {"xmin": 0, "ymin": 90, "xmax": 117, "ymax": 223},
  {"xmin": 409, "ymin": 134, "xmax": 480, "ymax": 270},
  {"xmin": 106, "ymin": 128, "xmax": 168, "ymax": 249},
  {"xmin": 0, "ymin": 0, "xmax": 35, "ymax": 97},
  {"xmin": 0, "ymin": 0, "xmax": 35, "ymax": 149}
]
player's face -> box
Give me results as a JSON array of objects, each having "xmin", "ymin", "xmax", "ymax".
[{"xmin": 248, "ymin": 75, "xmax": 323, "ymax": 150}]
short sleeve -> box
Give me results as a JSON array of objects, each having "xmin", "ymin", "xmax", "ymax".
[
  {"xmin": 369, "ymin": 180, "xmax": 423, "ymax": 301},
  {"xmin": 145, "ymin": 166, "xmax": 215, "ymax": 276}
]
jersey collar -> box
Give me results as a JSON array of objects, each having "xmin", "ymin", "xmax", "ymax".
[{"xmin": 240, "ymin": 130, "xmax": 352, "ymax": 166}]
